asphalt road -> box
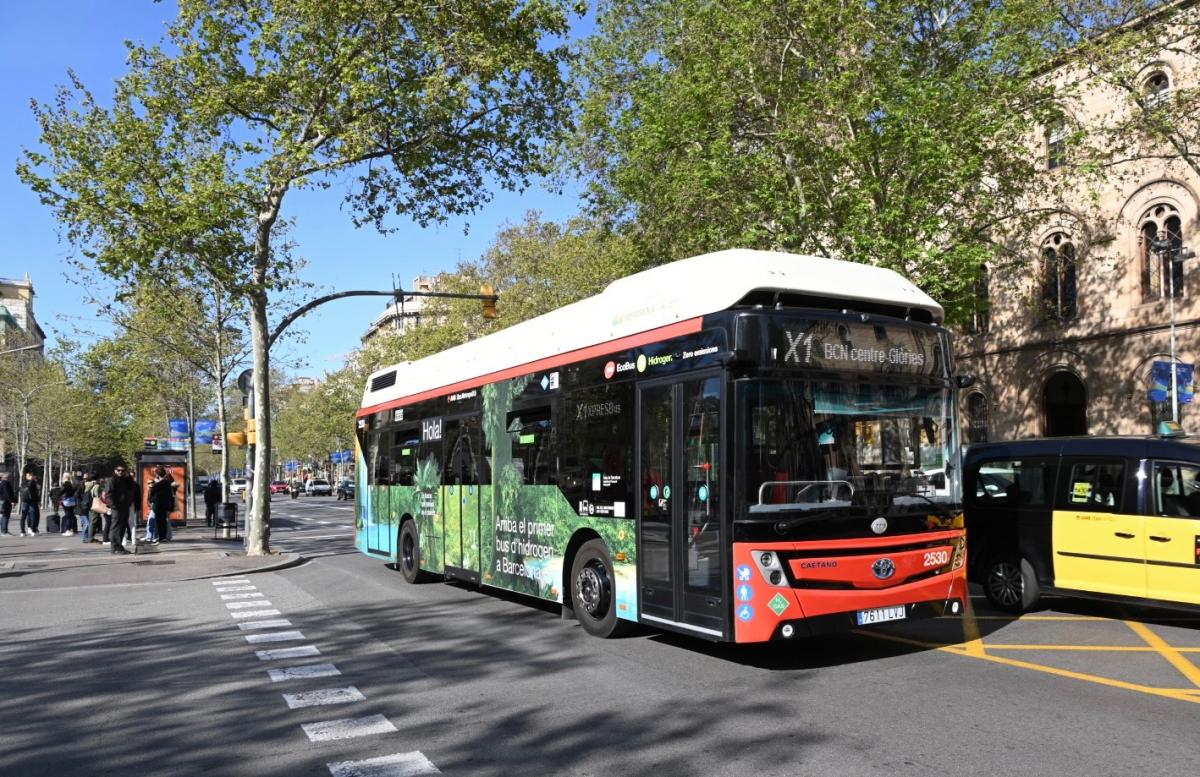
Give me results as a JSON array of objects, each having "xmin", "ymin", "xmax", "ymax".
[{"xmin": 2, "ymin": 496, "xmax": 1197, "ymax": 776}]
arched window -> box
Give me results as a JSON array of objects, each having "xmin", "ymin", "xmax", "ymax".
[
  {"xmin": 1144, "ymin": 70, "xmax": 1170, "ymax": 108},
  {"xmin": 1041, "ymin": 232, "xmax": 1077, "ymax": 322},
  {"xmin": 1140, "ymin": 204, "xmax": 1184, "ymax": 301},
  {"xmin": 966, "ymin": 392, "xmax": 989, "ymax": 443},
  {"xmin": 1046, "ymin": 123, "xmax": 1067, "ymax": 170},
  {"xmin": 968, "ymin": 266, "xmax": 989, "ymax": 335}
]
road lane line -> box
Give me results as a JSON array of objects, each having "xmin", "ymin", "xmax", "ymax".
[
  {"xmin": 269, "ymin": 664, "xmax": 341, "ymax": 682},
  {"xmin": 213, "ymin": 579, "xmax": 251, "ymax": 585},
  {"xmin": 227, "ymin": 600, "xmax": 273, "ymax": 609},
  {"xmin": 282, "ymin": 686, "xmax": 365, "ymax": 709},
  {"xmin": 221, "ymin": 592, "xmax": 266, "ymax": 600},
  {"xmin": 256, "ymin": 645, "xmax": 321, "ymax": 661},
  {"xmin": 327, "ymin": 752, "xmax": 440, "ymax": 777},
  {"xmin": 975, "ymin": 644, "xmax": 1200, "ymax": 652},
  {"xmin": 239, "ymin": 619, "xmax": 292, "ymax": 630},
  {"xmin": 1125, "ymin": 620, "xmax": 1200, "ymax": 689},
  {"xmin": 245, "ymin": 631, "xmax": 306, "ymax": 644},
  {"xmin": 302, "ymin": 715, "xmax": 397, "ymax": 742},
  {"xmin": 231, "ymin": 609, "xmax": 282, "ymax": 618}
]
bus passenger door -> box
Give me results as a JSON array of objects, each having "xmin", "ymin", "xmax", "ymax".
[
  {"xmin": 443, "ymin": 416, "xmax": 484, "ymax": 582},
  {"xmin": 638, "ymin": 374, "xmax": 726, "ymax": 637},
  {"xmin": 1145, "ymin": 461, "xmax": 1200, "ymax": 606}
]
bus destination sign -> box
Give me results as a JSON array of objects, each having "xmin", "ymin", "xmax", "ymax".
[{"xmin": 767, "ymin": 319, "xmax": 942, "ymax": 376}]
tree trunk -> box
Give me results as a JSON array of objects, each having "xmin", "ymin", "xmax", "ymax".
[
  {"xmin": 246, "ymin": 291, "xmax": 272, "ymax": 556},
  {"xmin": 213, "ymin": 288, "xmax": 231, "ymax": 504}
]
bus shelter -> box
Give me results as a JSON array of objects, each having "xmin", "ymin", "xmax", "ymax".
[{"xmin": 134, "ymin": 450, "xmax": 188, "ymax": 527}]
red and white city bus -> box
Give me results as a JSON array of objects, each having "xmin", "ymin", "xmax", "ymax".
[{"xmin": 354, "ymin": 249, "xmax": 967, "ymax": 641}]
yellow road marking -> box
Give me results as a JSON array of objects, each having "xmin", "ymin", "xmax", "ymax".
[
  {"xmin": 979, "ymin": 644, "xmax": 1200, "ymax": 652},
  {"xmin": 961, "ymin": 601, "xmax": 986, "ymax": 657},
  {"xmin": 859, "ymin": 630, "xmax": 1200, "ymax": 706},
  {"xmin": 1124, "ymin": 620, "xmax": 1200, "ymax": 689}
]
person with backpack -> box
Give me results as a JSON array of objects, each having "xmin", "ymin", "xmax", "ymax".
[
  {"xmin": 0, "ymin": 473, "xmax": 14, "ymax": 536},
  {"xmin": 18, "ymin": 471, "xmax": 40, "ymax": 537},
  {"xmin": 103, "ymin": 464, "xmax": 139, "ymax": 555}
]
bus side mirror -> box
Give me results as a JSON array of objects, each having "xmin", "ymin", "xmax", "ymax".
[
  {"xmin": 955, "ymin": 373, "xmax": 977, "ymax": 388},
  {"xmin": 720, "ymin": 349, "xmax": 756, "ymax": 375}
]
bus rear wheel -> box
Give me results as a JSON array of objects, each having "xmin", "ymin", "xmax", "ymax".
[
  {"xmin": 983, "ymin": 552, "xmax": 1039, "ymax": 613},
  {"xmin": 398, "ymin": 520, "xmax": 428, "ymax": 584},
  {"xmin": 570, "ymin": 539, "xmax": 629, "ymax": 638}
]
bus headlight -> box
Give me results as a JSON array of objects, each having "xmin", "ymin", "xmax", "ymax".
[
  {"xmin": 951, "ymin": 536, "xmax": 966, "ymax": 571},
  {"xmin": 760, "ymin": 552, "xmax": 774, "ymax": 567}
]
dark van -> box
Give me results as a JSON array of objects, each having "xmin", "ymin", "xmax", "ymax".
[{"xmin": 964, "ymin": 436, "xmax": 1200, "ymax": 613}]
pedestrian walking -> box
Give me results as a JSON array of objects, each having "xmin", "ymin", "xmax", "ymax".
[
  {"xmin": 0, "ymin": 473, "xmax": 14, "ymax": 535},
  {"xmin": 48, "ymin": 479, "xmax": 63, "ymax": 534},
  {"xmin": 59, "ymin": 476, "xmax": 79, "ymax": 536},
  {"xmin": 18, "ymin": 471, "xmax": 40, "ymax": 536},
  {"xmin": 203, "ymin": 477, "xmax": 221, "ymax": 526},
  {"xmin": 103, "ymin": 464, "xmax": 139, "ymax": 555},
  {"xmin": 148, "ymin": 467, "xmax": 176, "ymax": 545}
]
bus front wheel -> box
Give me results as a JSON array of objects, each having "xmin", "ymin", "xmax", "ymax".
[
  {"xmin": 398, "ymin": 521, "xmax": 428, "ymax": 584},
  {"xmin": 570, "ymin": 539, "xmax": 629, "ymax": 638},
  {"xmin": 983, "ymin": 552, "xmax": 1039, "ymax": 613}
]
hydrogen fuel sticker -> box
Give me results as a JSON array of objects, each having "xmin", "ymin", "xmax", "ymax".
[{"xmin": 768, "ymin": 593, "xmax": 790, "ymax": 616}]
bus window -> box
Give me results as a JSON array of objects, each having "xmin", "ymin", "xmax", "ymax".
[
  {"xmin": 1058, "ymin": 461, "xmax": 1123, "ymax": 511},
  {"xmin": 391, "ymin": 428, "xmax": 420, "ymax": 486},
  {"xmin": 507, "ymin": 406, "xmax": 557, "ymax": 486},
  {"xmin": 368, "ymin": 424, "xmax": 392, "ymax": 485},
  {"xmin": 684, "ymin": 377, "xmax": 721, "ymax": 596},
  {"xmin": 1153, "ymin": 462, "xmax": 1200, "ymax": 517}
]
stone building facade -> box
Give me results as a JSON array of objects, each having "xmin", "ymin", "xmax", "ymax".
[{"xmin": 958, "ymin": 3, "xmax": 1200, "ymax": 441}]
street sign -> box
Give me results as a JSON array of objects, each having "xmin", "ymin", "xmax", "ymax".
[
  {"xmin": 212, "ymin": 433, "xmax": 223, "ymax": 453},
  {"xmin": 144, "ymin": 437, "xmax": 158, "ymax": 449}
]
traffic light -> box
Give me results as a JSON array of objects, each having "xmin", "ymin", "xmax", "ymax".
[
  {"xmin": 480, "ymin": 284, "xmax": 498, "ymax": 320},
  {"xmin": 226, "ymin": 431, "xmax": 248, "ymax": 447}
]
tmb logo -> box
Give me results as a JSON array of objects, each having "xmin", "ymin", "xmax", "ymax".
[{"xmin": 421, "ymin": 417, "xmax": 443, "ymax": 443}]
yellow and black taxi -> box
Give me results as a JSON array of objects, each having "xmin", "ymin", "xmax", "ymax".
[{"xmin": 964, "ymin": 436, "xmax": 1200, "ymax": 613}]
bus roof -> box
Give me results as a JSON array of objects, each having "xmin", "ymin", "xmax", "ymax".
[{"xmin": 361, "ymin": 249, "xmax": 943, "ymax": 412}]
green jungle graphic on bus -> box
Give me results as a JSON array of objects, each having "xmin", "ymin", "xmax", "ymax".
[{"xmin": 357, "ymin": 374, "xmax": 639, "ymax": 620}]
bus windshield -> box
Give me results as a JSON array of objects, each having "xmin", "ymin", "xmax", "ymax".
[{"xmin": 740, "ymin": 379, "xmax": 959, "ymax": 513}]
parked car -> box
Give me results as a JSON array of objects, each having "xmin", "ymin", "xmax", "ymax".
[
  {"xmin": 964, "ymin": 436, "xmax": 1200, "ymax": 614},
  {"xmin": 270, "ymin": 480, "xmax": 289, "ymax": 494},
  {"xmin": 229, "ymin": 477, "xmax": 249, "ymax": 496},
  {"xmin": 335, "ymin": 479, "xmax": 355, "ymax": 500},
  {"xmin": 305, "ymin": 478, "xmax": 332, "ymax": 496}
]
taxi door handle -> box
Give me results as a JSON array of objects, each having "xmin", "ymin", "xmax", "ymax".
[
  {"xmin": 1114, "ymin": 532, "xmax": 1136, "ymax": 539},
  {"xmin": 1148, "ymin": 535, "xmax": 1172, "ymax": 543}
]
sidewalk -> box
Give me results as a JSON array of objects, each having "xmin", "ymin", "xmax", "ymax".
[{"xmin": 0, "ymin": 519, "xmax": 302, "ymax": 590}]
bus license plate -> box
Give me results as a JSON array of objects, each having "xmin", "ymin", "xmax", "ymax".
[{"xmin": 856, "ymin": 605, "xmax": 906, "ymax": 625}]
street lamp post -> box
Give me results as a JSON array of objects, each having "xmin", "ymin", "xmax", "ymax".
[{"xmin": 1150, "ymin": 236, "xmax": 1196, "ymax": 426}]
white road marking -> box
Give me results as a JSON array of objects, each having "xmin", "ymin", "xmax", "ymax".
[
  {"xmin": 238, "ymin": 619, "xmax": 292, "ymax": 630},
  {"xmin": 221, "ymin": 592, "xmax": 266, "ymax": 600},
  {"xmin": 245, "ymin": 630, "xmax": 305, "ymax": 644},
  {"xmin": 238, "ymin": 618, "xmax": 292, "ymax": 633},
  {"xmin": 302, "ymin": 714, "xmax": 396, "ymax": 742},
  {"xmin": 326, "ymin": 752, "xmax": 439, "ymax": 777},
  {"xmin": 227, "ymin": 600, "xmax": 273, "ymax": 609},
  {"xmin": 215, "ymin": 585, "xmax": 257, "ymax": 592},
  {"xmin": 318, "ymin": 521, "xmax": 332, "ymax": 525},
  {"xmin": 213, "ymin": 579, "xmax": 251, "ymax": 585},
  {"xmin": 231, "ymin": 609, "xmax": 282, "ymax": 619},
  {"xmin": 282, "ymin": 686, "xmax": 365, "ymax": 709},
  {"xmin": 269, "ymin": 663, "xmax": 341, "ymax": 682},
  {"xmin": 274, "ymin": 534, "xmax": 352, "ymax": 542},
  {"xmin": 256, "ymin": 645, "xmax": 320, "ymax": 661}
]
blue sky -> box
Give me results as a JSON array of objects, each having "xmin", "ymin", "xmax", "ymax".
[{"xmin": 0, "ymin": 1, "xmax": 590, "ymax": 375}]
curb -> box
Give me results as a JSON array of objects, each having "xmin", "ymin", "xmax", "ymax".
[{"xmin": 182, "ymin": 552, "xmax": 307, "ymax": 582}]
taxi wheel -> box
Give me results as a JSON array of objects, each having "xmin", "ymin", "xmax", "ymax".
[
  {"xmin": 570, "ymin": 539, "xmax": 631, "ymax": 639},
  {"xmin": 983, "ymin": 553, "xmax": 1039, "ymax": 613}
]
